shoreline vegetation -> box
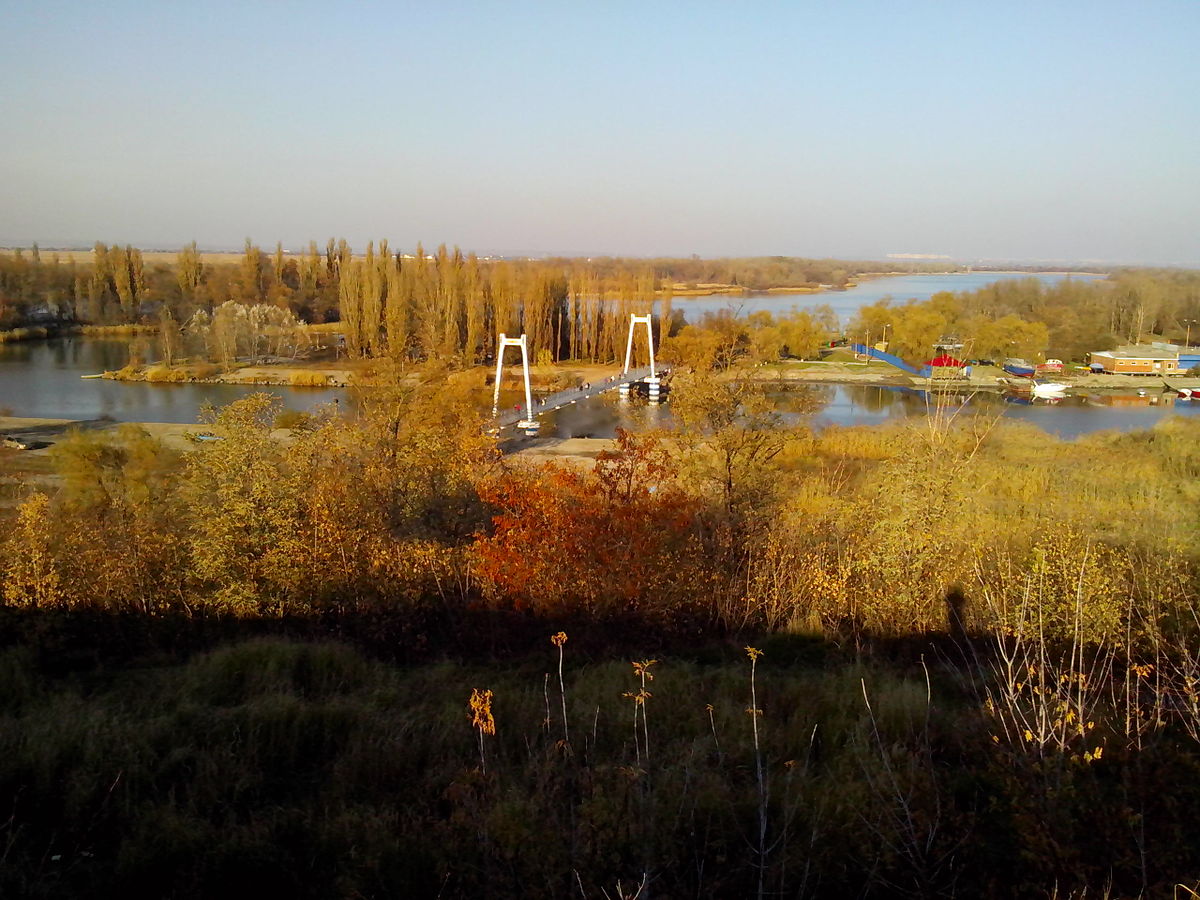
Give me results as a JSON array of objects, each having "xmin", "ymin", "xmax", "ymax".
[
  {"xmin": 649, "ymin": 269, "xmax": 1109, "ymax": 299},
  {"xmin": 3, "ymin": 240, "xmax": 1190, "ymax": 388},
  {"xmin": 0, "ymin": 323, "xmax": 157, "ymax": 343},
  {"xmin": 93, "ymin": 354, "xmax": 1200, "ymax": 391}
]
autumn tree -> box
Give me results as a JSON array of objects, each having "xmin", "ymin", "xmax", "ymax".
[
  {"xmin": 474, "ymin": 453, "xmax": 702, "ymax": 621},
  {"xmin": 240, "ymin": 238, "xmax": 264, "ymax": 303},
  {"xmin": 1, "ymin": 493, "xmax": 64, "ymax": 609},
  {"xmin": 159, "ymin": 305, "xmax": 183, "ymax": 367},
  {"xmin": 778, "ymin": 308, "xmax": 829, "ymax": 359},
  {"xmin": 181, "ymin": 393, "xmax": 308, "ymax": 613},
  {"xmin": 339, "ymin": 260, "xmax": 363, "ymax": 357},
  {"xmin": 47, "ymin": 426, "xmax": 185, "ymax": 612},
  {"xmin": 177, "ymin": 241, "xmax": 204, "ymax": 302},
  {"xmin": 668, "ymin": 371, "xmax": 803, "ymax": 546}
]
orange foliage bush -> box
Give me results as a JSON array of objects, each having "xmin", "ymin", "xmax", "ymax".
[{"xmin": 475, "ymin": 432, "xmax": 709, "ymax": 621}]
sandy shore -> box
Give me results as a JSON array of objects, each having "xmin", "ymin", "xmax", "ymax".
[
  {"xmin": 0, "ymin": 417, "xmax": 298, "ymax": 455},
  {"xmin": 212, "ymin": 366, "xmax": 354, "ymax": 386},
  {"xmin": 504, "ymin": 437, "xmax": 615, "ymax": 465}
]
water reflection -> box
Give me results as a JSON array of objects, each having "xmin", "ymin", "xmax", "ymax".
[
  {"xmin": 844, "ymin": 384, "xmax": 898, "ymax": 413},
  {"xmin": 768, "ymin": 385, "xmax": 831, "ymax": 417},
  {"xmin": 528, "ymin": 383, "xmax": 1200, "ymax": 440},
  {"xmin": 4, "ymin": 337, "xmax": 1198, "ymax": 440}
]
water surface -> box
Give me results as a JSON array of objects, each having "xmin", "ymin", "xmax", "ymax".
[
  {"xmin": 0, "ymin": 337, "xmax": 343, "ymax": 423},
  {"xmin": 532, "ymin": 383, "xmax": 1199, "ymax": 441},
  {"xmin": 673, "ymin": 271, "xmax": 1103, "ymax": 323}
]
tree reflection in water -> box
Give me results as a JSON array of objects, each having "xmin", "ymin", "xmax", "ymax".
[{"xmin": 766, "ymin": 384, "xmax": 830, "ymax": 418}]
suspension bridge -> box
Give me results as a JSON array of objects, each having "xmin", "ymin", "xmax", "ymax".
[{"xmin": 492, "ymin": 315, "xmax": 667, "ymax": 433}]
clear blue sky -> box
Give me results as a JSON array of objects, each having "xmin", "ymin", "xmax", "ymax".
[{"xmin": 1, "ymin": 0, "xmax": 1197, "ymax": 263}]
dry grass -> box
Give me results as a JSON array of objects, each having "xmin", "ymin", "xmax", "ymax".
[
  {"xmin": 0, "ymin": 327, "xmax": 50, "ymax": 343},
  {"xmin": 143, "ymin": 365, "xmax": 190, "ymax": 383},
  {"xmin": 288, "ymin": 370, "xmax": 330, "ymax": 387},
  {"xmin": 80, "ymin": 324, "xmax": 157, "ymax": 336},
  {"xmin": 302, "ymin": 321, "xmax": 344, "ymax": 334}
]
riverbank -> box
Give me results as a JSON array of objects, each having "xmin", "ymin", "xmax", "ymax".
[
  {"xmin": 100, "ymin": 361, "xmax": 355, "ymax": 387},
  {"xmin": 0, "ymin": 415, "xmax": 306, "ymax": 504},
  {"xmin": 0, "ymin": 323, "xmax": 156, "ymax": 344},
  {"xmin": 665, "ymin": 280, "xmax": 855, "ymax": 298},
  {"xmin": 0, "ymin": 416, "xmax": 223, "ymax": 452},
  {"xmin": 743, "ymin": 359, "xmax": 1200, "ymax": 390},
  {"xmin": 94, "ymin": 353, "xmax": 1200, "ymax": 394},
  {"xmin": 97, "ymin": 357, "xmax": 626, "ymax": 391}
]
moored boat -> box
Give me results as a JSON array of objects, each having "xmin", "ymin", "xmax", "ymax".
[
  {"xmin": 1031, "ymin": 381, "xmax": 1068, "ymax": 400},
  {"xmin": 1003, "ymin": 358, "xmax": 1036, "ymax": 378},
  {"xmin": 1161, "ymin": 378, "xmax": 1198, "ymax": 398}
]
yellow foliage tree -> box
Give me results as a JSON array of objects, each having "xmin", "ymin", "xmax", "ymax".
[{"xmin": 2, "ymin": 493, "xmax": 64, "ymax": 609}]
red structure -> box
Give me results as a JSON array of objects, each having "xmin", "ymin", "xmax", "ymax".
[{"xmin": 925, "ymin": 354, "xmax": 965, "ymax": 368}]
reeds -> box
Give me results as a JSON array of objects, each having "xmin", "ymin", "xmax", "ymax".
[
  {"xmin": 469, "ymin": 687, "xmax": 496, "ymax": 773},
  {"xmin": 4, "ymin": 634, "xmax": 1200, "ymax": 896},
  {"xmin": 0, "ymin": 326, "xmax": 50, "ymax": 343},
  {"xmin": 289, "ymin": 370, "xmax": 331, "ymax": 387},
  {"xmin": 551, "ymin": 631, "xmax": 569, "ymax": 744}
]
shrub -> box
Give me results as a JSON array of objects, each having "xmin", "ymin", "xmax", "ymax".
[
  {"xmin": 274, "ymin": 408, "xmax": 310, "ymax": 430},
  {"xmin": 191, "ymin": 363, "xmax": 220, "ymax": 379},
  {"xmin": 143, "ymin": 365, "xmax": 188, "ymax": 383},
  {"xmin": 289, "ymin": 370, "xmax": 329, "ymax": 387}
]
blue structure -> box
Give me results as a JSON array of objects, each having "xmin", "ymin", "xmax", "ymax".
[{"xmin": 849, "ymin": 344, "xmax": 933, "ymax": 377}]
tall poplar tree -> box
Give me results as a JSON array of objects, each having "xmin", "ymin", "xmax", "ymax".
[
  {"xmin": 359, "ymin": 242, "xmax": 385, "ymax": 357},
  {"xmin": 339, "ymin": 260, "xmax": 363, "ymax": 357},
  {"xmin": 464, "ymin": 254, "xmax": 486, "ymax": 365},
  {"xmin": 112, "ymin": 246, "xmax": 136, "ymax": 322},
  {"xmin": 240, "ymin": 239, "xmax": 263, "ymax": 303},
  {"xmin": 176, "ymin": 241, "xmax": 204, "ymax": 301},
  {"xmin": 385, "ymin": 255, "xmax": 408, "ymax": 362}
]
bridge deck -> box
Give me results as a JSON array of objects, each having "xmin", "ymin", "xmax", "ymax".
[{"xmin": 495, "ymin": 366, "xmax": 656, "ymax": 428}]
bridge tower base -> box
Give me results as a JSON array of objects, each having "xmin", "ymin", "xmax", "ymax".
[{"xmin": 621, "ymin": 314, "xmax": 660, "ymax": 402}]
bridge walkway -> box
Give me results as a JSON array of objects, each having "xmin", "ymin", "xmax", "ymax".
[{"xmin": 495, "ymin": 366, "xmax": 656, "ymax": 428}]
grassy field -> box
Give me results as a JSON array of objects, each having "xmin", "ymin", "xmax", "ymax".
[{"xmin": 1, "ymin": 631, "xmax": 1197, "ymax": 899}]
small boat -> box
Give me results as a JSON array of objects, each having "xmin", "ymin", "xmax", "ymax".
[
  {"xmin": 1163, "ymin": 379, "xmax": 1199, "ymax": 399},
  {"xmin": 80, "ymin": 373, "xmax": 104, "ymax": 379},
  {"xmin": 1001, "ymin": 377, "xmax": 1067, "ymax": 401},
  {"xmin": 1031, "ymin": 381, "xmax": 1068, "ymax": 400},
  {"xmin": 1002, "ymin": 358, "xmax": 1036, "ymax": 378}
]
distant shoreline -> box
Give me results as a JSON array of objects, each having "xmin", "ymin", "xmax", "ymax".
[{"xmin": 664, "ymin": 270, "xmax": 1108, "ymax": 299}]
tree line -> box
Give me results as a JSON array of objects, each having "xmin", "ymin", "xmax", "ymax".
[
  {"xmin": 4, "ymin": 242, "xmax": 1199, "ymax": 365},
  {"xmin": 846, "ymin": 270, "xmax": 1200, "ymax": 363}
]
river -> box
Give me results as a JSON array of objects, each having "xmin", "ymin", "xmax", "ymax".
[
  {"xmin": 672, "ymin": 271, "xmax": 1102, "ymax": 323},
  {"xmin": 538, "ymin": 383, "xmax": 1199, "ymax": 441},
  {"xmin": 0, "ymin": 338, "xmax": 343, "ymax": 423},
  {"xmin": 4, "ymin": 272, "xmax": 1190, "ymax": 438}
]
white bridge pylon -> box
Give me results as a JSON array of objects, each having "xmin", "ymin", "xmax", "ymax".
[
  {"xmin": 492, "ymin": 332, "xmax": 536, "ymax": 428},
  {"xmin": 623, "ymin": 314, "xmax": 657, "ymax": 377},
  {"xmin": 622, "ymin": 314, "xmax": 661, "ymax": 402}
]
